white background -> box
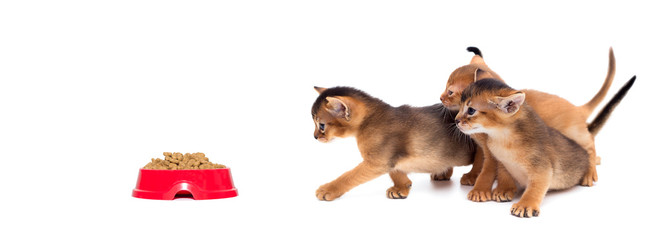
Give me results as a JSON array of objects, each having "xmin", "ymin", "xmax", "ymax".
[{"xmin": 1, "ymin": 1, "xmax": 644, "ymax": 239}]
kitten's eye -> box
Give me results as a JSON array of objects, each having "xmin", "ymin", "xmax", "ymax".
[
  {"xmin": 319, "ymin": 123, "xmax": 325, "ymax": 132},
  {"xmin": 448, "ymin": 90, "xmax": 454, "ymax": 96},
  {"xmin": 467, "ymin": 107, "xmax": 476, "ymax": 115}
]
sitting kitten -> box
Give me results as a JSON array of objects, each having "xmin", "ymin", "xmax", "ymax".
[
  {"xmin": 440, "ymin": 47, "xmax": 616, "ymax": 203},
  {"xmin": 311, "ymin": 86, "xmax": 475, "ymax": 200},
  {"xmin": 456, "ymin": 78, "xmax": 590, "ymax": 217}
]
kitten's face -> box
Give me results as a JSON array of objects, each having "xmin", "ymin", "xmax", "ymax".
[
  {"xmin": 440, "ymin": 74, "xmax": 472, "ymax": 111},
  {"xmin": 455, "ymin": 94, "xmax": 497, "ymax": 135},
  {"xmin": 441, "ymin": 65, "xmax": 495, "ymax": 111},
  {"xmin": 311, "ymin": 94, "xmax": 355, "ymax": 143},
  {"xmin": 312, "ymin": 110, "xmax": 348, "ymax": 143},
  {"xmin": 456, "ymin": 88, "xmax": 525, "ymax": 135}
]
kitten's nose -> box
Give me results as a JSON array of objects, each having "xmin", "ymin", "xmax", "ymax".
[
  {"xmin": 314, "ymin": 135, "xmax": 318, "ymax": 140},
  {"xmin": 455, "ymin": 119, "xmax": 461, "ymax": 124},
  {"xmin": 440, "ymin": 96, "xmax": 444, "ymax": 102}
]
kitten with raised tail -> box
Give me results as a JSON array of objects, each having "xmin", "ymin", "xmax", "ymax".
[
  {"xmin": 456, "ymin": 79, "xmax": 591, "ymax": 217},
  {"xmin": 311, "ymin": 86, "xmax": 475, "ymax": 201},
  {"xmin": 441, "ymin": 47, "xmax": 617, "ymax": 203}
]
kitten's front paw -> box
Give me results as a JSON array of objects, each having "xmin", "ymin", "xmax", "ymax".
[
  {"xmin": 386, "ymin": 185, "xmax": 411, "ymax": 199},
  {"xmin": 316, "ymin": 183, "xmax": 344, "ymax": 201},
  {"xmin": 460, "ymin": 173, "xmax": 478, "ymax": 186},
  {"xmin": 467, "ymin": 189, "xmax": 492, "ymax": 202},
  {"xmin": 511, "ymin": 202, "xmax": 540, "ymax": 218},
  {"xmin": 492, "ymin": 187, "xmax": 515, "ymax": 202},
  {"xmin": 580, "ymin": 166, "xmax": 598, "ymax": 187}
]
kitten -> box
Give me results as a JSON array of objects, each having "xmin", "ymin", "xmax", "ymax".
[
  {"xmin": 311, "ymin": 86, "xmax": 475, "ymax": 201},
  {"xmin": 456, "ymin": 78, "xmax": 590, "ymax": 217},
  {"xmin": 441, "ymin": 47, "xmax": 616, "ymax": 203}
]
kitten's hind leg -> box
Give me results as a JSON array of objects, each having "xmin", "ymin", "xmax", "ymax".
[
  {"xmin": 387, "ymin": 170, "xmax": 412, "ymax": 199},
  {"xmin": 580, "ymin": 137, "xmax": 599, "ymax": 187},
  {"xmin": 431, "ymin": 167, "xmax": 453, "ymax": 181}
]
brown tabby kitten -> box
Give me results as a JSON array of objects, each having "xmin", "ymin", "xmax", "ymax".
[
  {"xmin": 441, "ymin": 47, "xmax": 616, "ymax": 203},
  {"xmin": 456, "ymin": 79, "xmax": 590, "ymax": 218},
  {"xmin": 311, "ymin": 86, "xmax": 475, "ymax": 201}
]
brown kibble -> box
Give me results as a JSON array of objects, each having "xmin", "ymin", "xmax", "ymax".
[
  {"xmin": 143, "ymin": 162, "xmax": 154, "ymax": 169},
  {"xmin": 143, "ymin": 152, "xmax": 226, "ymax": 170}
]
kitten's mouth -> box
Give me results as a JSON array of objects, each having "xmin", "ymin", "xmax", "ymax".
[
  {"xmin": 317, "ymin": 137, "xmax": 329, "ymax": 143},
  {"xmin": 442, "ymin": 102, "xmax": 460, "ymax": 111},
  {"xmin": 457, "ymin": 124, "xmax": 477, "ymax": 134}
]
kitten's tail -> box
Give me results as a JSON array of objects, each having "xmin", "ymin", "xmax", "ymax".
[
  {"xmin": 580, "ymin": 47, "xmax": 616, "ymax": 118},
  {"xmin": 587, "ymin": 75, "xmax": 636, "ymax": 136},
  {"xmin": 467, "ymin": 47, "xmax": 482, "ymax": 57}
]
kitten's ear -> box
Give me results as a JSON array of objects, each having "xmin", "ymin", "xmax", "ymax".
[
  {"xmin": 474, "ymin": 68, "xmax": 494, "ymax": 82},
  {"xmin": 493, "ymin": 92, "xmax": 525, "ymax": 114},
  {"xmin": 467, "ymin": 47, "xmax": 486, "ymax": 65},
  {"xmin": 470, "ymin": 55, "xmax": 486, "ymax": 65},
  {"xmin": 314, "ymin": 86, "xmax": 327, "ymax": 94},
  {"xmin": 325, "ymin": 97, "xmax": 351, "ymax": 121}
]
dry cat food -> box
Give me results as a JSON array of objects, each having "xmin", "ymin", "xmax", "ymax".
[{"xmin": 143, "ymin": 152, "xmax": 226, "ymax": 170}]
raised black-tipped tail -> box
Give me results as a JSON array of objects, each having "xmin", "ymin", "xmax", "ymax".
[
  {"xmin": 467, "ymin": 47, "xmax": 482, "ymax": 57},
  {"xmin": 588, "ymin": 75, "xmax": 636, "ymax": 136}
]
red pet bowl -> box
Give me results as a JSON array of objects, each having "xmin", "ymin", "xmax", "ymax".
[{"xmin": 132, "ymin": 168, "xmax": 238, "ymax": 200}]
